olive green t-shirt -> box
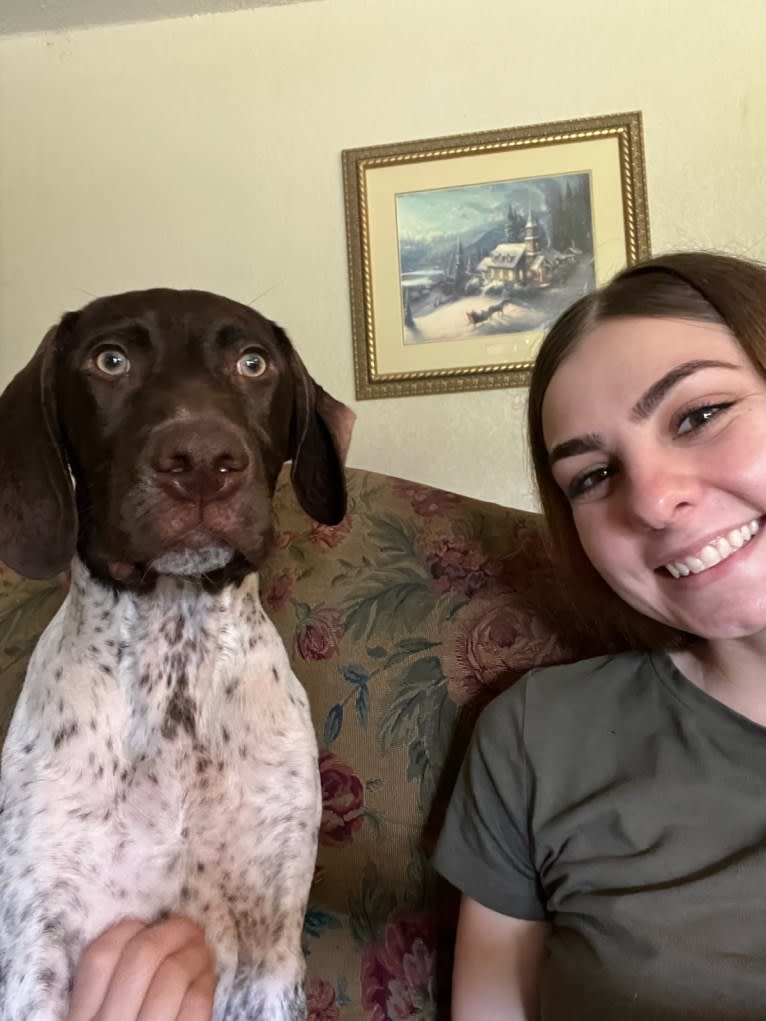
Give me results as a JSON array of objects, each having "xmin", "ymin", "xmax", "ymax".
[{"xmin": 433, "ymin": 652, "xmax": 766, "ymax": 1019}]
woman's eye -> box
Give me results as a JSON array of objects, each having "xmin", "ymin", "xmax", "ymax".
[
  {"xmin": 94, "ymin": 349, "xmax": 130, "ymax": 376},
  {"xmin": 568, "ymin": 465, "xmax": 612, "ymax": 501},
  {"xmin": 676, "ymin": 401, "xmax": 734, "ymax": 436},
  {"xmin": 236, "ymin": 351, "xmax": 268, "ymax": 378}
]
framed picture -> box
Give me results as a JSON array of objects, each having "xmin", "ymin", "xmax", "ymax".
[{"xmin": 342, "ymin": 111, "xmax": 650, "ymax": 400}]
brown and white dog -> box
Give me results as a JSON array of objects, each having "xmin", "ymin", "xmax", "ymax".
[{"xmin": 0, "ymin": 289, "xmax": 354, "ymax": 1021}]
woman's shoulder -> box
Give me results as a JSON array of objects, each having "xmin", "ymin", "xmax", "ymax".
[
  {"xmin": 479, "ymin": 651, "xmax": 660, "ymax": 741},
  {"xmin": 530, "ymin": 649, "xmax": 654, "ymax": 695}
]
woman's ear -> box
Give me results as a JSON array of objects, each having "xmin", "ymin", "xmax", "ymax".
[{"xmin": 0, "ymin": 323, "xmax": 77, "ymax": 578}]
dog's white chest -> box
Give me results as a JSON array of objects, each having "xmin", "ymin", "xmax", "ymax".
[{"xmin": 0, "ymin": 564, "xmax": 320, "ymax": 1001}]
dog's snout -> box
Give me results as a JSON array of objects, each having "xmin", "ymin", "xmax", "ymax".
[{"xmin": 149, "ymin": 420, "xmax": 250, "ymax": 504}]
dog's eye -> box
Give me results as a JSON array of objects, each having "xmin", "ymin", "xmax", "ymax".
[
  {"xmin": 95, "ymin": 350, "xmax": 130, "ymax": 377},
  {"xmin": 236, "ymin": 351, "xmax": 268, "ymax": 378}
]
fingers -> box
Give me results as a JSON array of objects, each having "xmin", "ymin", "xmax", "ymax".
[
  {"xmin": 175, "ymin": 969, "xmax": 218, "ymax": 1021},
  {"xmin": 66, "ymin": 916, "xmax": 216, "ymax": 1021},
  {"xmin": 67, "ymin": 919, "xmax": 146, "ymax": 1021},
  {"xmin": 135, "ymin": 936, "xmax": 216, "ymax": 1021},
  {"xmin": 97, "ymin": 916, "xmax": 214, "ymax": 1021}
]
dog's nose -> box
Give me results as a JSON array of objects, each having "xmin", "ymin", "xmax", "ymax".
[{"xmin": 150, "ymin": 421, "xmax": 250, "ymax": 504}]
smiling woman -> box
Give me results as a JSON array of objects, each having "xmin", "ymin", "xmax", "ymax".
[
  {"xmin": 541, "ymin": 315, "xmax": 766, "ymax": 641},
  {"xmin": 433, "ymin": 251, "xmax": 766, "ymax": 1021}
]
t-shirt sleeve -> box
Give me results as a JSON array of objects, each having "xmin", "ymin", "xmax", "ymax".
[{"xmin": 432, "ymin": 672, "xmax": 547, "ymax": 920}]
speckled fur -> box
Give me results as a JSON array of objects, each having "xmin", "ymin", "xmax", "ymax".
[{"xmin": 0, "ymin": 559, "xmax": 319, "ymax": 1020}]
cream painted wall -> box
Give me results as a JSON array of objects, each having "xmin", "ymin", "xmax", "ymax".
[{"xmin": 1, "ymin": 0, "xmax": 765, "ymax": 510}]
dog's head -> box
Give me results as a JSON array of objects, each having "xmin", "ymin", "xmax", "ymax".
[{"xmin": 0, "ymin": 289, "xmax": 354, "ymax": 588}]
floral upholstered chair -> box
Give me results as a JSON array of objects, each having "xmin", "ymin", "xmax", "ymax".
[{"xmin": 0, "ymin": 466, "xmax": 606, "ymax": 1020}]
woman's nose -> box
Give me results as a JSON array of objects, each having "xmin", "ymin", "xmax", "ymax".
[{"xmin": 623, "ymin": 456, "xmax": 699, "ymax": 531}]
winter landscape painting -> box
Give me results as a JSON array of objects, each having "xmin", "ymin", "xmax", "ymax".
[
  {"xmin": 343, "ymin": 113, "xmax": 651, "ymax": 399},
  {"xmin": 397, "ymin": 174, "xmax": 595, "ymax": 345}
]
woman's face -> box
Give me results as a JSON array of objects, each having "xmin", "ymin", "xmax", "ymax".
[{"xmin": 542, "ymin": 316, "xmax": 766, "ymax": 640}]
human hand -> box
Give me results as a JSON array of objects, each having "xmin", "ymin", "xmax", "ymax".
[{"xmin": 66, "ymin": 915, "xmax": 216, "ymax": 1021}]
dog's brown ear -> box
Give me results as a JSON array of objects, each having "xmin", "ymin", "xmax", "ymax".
[
  {"xmin": 282, "ymin": 337, "xmax": 355, "ymax": 526},
  {"xmin": 0, "ymin": 324, "xmax": 76, "ymax": 578}
]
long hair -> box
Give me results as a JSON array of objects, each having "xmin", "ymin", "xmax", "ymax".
[{"xmin": 527, "ymin": 251, "xmax": 766, "ymax": 650}]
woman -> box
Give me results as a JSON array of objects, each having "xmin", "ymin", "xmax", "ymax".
[{"xmin": 434, "ymin": 251, "xmax": 766, "ymax": 1020}]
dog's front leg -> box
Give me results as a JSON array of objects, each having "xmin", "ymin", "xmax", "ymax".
[
  {"xmin": 0, "ymin": 898, "xmax": 82, "ymax": 1021},
  {"xmin": 222, "ymin": 957, "xmax": 306, "ymax": 1021},
  {"xmin": 188, "ymin": 904, "xmax": 306, "ymax": 1021}
]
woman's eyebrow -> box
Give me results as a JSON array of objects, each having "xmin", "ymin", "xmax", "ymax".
[
  {"xmin": 629, "ymin": 359, "xmax": 739, "ymax": 422},
  {"xmin": 549, "ymin": 433, "xmax": 604, "ymax": 465}
]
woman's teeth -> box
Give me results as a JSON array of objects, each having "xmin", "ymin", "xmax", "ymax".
[{"xmin": 665, "ymin": 520, "xmax": 760, "ymax": 579}]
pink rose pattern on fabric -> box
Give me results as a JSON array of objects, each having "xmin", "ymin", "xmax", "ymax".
[
  {"xmin": 392, "ymin": 480, "xmax": 462, "ymax": 519},
  {"xmin": 306, "ymin": 979, "xmax": 340, "ymax": 1021},
  {"xmin": 319, "ymin": 749, "xmax": 365, "ymax": 847},
  {"xmin": 272, "ymin": 529, "xmax": 296, "ymax": 549},
  {"xmin": 361, "ymin": 912, "xmax": 436, "ymax": 1021},
  {"xmin": 263, "ymin": 567, "xmax": 294, "ymax": 613},
  {"xmin": 424, "ymin": 536, "xmax": 490, "ymax": 598},
  {"xmin": 296, "ymin": 606, "xmax": 344, "ymax": 661},
  {"xmin": 309, "ymin": 515, "xmax": 353, "ymax": 549},
  {"xmin": 442, "ymin": 594, "xmax": 565, "ymax": 704}
]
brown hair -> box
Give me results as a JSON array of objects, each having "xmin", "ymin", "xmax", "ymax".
[{"xmin": 527, "ymin": 251, "xmax": 766, "ymax": 651}]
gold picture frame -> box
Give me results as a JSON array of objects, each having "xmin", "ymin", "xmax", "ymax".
[{"xmin": 342, "ymin": 111, "xmax": 651, "ymax": 400}]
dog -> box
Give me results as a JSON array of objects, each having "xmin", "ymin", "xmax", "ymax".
[{"xmin": 0, "ymin": 289, "xmax": 354, "ymax": 1020}]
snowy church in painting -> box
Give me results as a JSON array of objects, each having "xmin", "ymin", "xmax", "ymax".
[{"xmin": 477, "ymin": 209, "xmax": 558, "ymax": 289}]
